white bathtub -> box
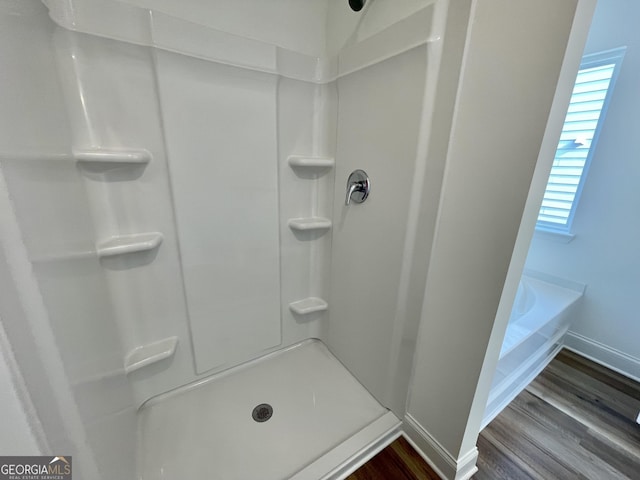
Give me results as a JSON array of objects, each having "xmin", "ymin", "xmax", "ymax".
[{"xmin": 483, "ymin": 274, "xmax": 583, "ymax": 428}]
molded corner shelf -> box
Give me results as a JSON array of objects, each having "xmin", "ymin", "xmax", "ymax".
[
  {"xmin": 74, "ymin": 149, "xmax": 152, "ymax": 168},
  {"xmin": 96, "ymin": 232, "xmax": 164, "ymax": 258},
  {"xmin": 289, "ymin": 297, "xmax": 328, "ymax": 315},
  {"xmin": 288, "ymin": 155, "xmax": 335, "ymax": 169},
  {"xmin": 288, "ymin": 217, "xmax": 332, "ymax": 232},
  {"xmin": 125, "ymin": 336, "xmax": 178, "ymax": 374}
]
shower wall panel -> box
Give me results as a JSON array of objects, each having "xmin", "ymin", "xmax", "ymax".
[
  {"xmin": 49, "ymin": 17, "xmax": 330, "ymax": 406},
  {"xmin": 156, "ymin": 52, "xmax": 282, "ymax": 375},
  {"xmin": 121, "ymin": 0, "xmax": 329, "ymax": 57},
  {"xmin": 277, "ymin": 79, "xmax": 336, "ymax": 345},
  {"xmin": 329, "ymin": 45, "xmax": 429, "ymax": 412},
  {"xmin": 0, "ymin": 1, "xmax": 137, "ymax": 477},
  {"xmin": 52, "ymin": 31, "xmax": 197, "ymax": 407}
]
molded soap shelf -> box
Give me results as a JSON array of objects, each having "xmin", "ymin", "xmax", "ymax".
[
  {"xmin": 289, "ymin": 297, "xmax": 328, "ymax": 315},
  {"xmin": 75, "ymin": 149, "xmax": 151, "ymax": 164},
  {"xmin": 125, "ymin": 337, "xmax": 178, "ymax": 374},
  {"xmin": 75, "ymin": 149, "xmax": 151, "ymax": 171},
  {"xmin": 288, "ymin": 155, "xmax": 335, "ymax": 169},
  {"xmin": 288, "ymin": 217, "xmax": 332, "ymax": 232},
  {"xmin": 96, "ymin": 232, "xmax": 163, "ymax": 258}
]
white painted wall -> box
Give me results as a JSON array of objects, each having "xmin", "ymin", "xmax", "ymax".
[
  {"xmin": 405, "ymin": 0, "xmax": 580, "ymax": 478},
  {"xmin": 525, "ymin": 0, "xmax": 640, "ymax": 379},
  {"xmin": 474, "ymin": 0, "xmax": 597, "ymax": 441}
]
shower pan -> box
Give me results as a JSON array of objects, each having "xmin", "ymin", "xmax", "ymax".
[
  {"xmin": 0, "ymin": 0, "xmax": 589, "ymax": 479},
  {"xmin": 138, "ymin": 340, "xmax": 398, "ymax": 479}
]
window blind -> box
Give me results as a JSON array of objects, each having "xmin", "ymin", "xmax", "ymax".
[{"xmin": 537, "ymin": 61, "xmax": 617, "ymax": 228}]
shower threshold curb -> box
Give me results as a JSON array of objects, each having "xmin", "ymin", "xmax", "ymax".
[{"xmin": 291, "ymin": 411, "xmax": 402, "ymax": 480}]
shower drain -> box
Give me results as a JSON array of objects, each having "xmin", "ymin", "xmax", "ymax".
[{"xmin": 252, "ymin": 403, "xmax": 273, "ymax": 423}]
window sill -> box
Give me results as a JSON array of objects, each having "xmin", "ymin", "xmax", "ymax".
[{"xmin": 534, "ymin": 227, "xmax": 575, "ymax": 244}]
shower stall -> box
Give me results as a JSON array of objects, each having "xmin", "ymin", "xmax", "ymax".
[{"xmin": 0, "ymin": 0, "xmax": 589, "ymax": 479}]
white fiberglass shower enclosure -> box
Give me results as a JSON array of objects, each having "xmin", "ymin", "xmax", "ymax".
[{"xmin": 0, "ymin": 0, "xmax": 588, "ymax": 479}]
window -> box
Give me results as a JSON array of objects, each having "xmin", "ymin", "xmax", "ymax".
[{"xmin": 537, "ymin": 48, "xmax": 625, "ymax": 232}]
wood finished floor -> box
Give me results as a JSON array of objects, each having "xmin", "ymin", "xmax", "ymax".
[
  {"xmin": 347, "ymin": 436, "xmax": 440, "ymax": 480},
  {"xmin": 348, "ymin": 349, "xmax": 640, "ymax": 479},
  {"xmin": 476, "ymin": 349, "xmax": 640, "ymax": 479}
]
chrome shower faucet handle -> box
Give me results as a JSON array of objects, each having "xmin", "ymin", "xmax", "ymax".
[{"xmin": 345, "ymin": 169, "xmax": 370, "ymax": 205}]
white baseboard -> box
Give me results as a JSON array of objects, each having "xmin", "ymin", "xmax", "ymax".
[
  {"xmin": 565, "ymin": 331, "xmax": 640, "ymax": 383},
  {"xmin": 396, "ymin": 334, "xmax": 638, "ymax": 480},
  {"xmin": 403, "ymin": 414, "xmax": 478, "ymax": 480}
]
